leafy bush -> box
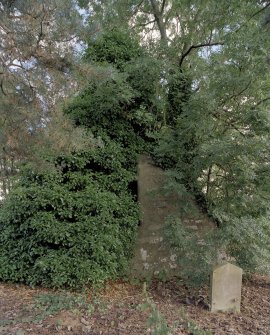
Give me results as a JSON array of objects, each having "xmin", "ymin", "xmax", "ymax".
[
  {"xmin": 185, "ymin": 321, "xmax": 213, "ymax": 335},
  {"xmin": 75, "ymin": 30, "xmax": 164, "ymax": 143},
  {"xmin": 0, "ymin": 31, "xmax": 156, "ymax": 288},
  {"xmin": 0, "ymin": 142, "xmax": 139, "ymax": 288}
]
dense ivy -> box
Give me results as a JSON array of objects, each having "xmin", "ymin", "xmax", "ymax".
[{"xmin": 84, "ymin": 30, "xmax": 143, "ymax": 70}]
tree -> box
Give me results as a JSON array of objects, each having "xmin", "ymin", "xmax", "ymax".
[
  {"xmin": 0, "ymin": 0, "xmax": 89, "ymax": 196},
  {"xmin": 83, "ymin": 0, "xmax": 270, "ymax": 275},
  {"xmin": 1, "ymin": 0, "xmax": 270, "ymax": 288}
]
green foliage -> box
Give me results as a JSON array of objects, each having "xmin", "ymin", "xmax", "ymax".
[
  {"xmin": 84, "ymin": 30, "xmax": 143, "ymax": 70},
  {"xmin": 146, "ymin": 303, "xmax": 171, "ymax": 335},
  {"xmin": 164, "ymin": 216, "xmax": 220, "ymax": 287},
  {"xmin": 125, "ymin": 56, "xmax": 163, "ymax": 109},
  {"xmin": 80, "ymin": 29, "xmax": 164, "ymax": 135},
  {"xmin": 64, "ymin": 71, "xmax": 148, "ymax": 171},
  {"xmin": 65, "ymin": 32, "xmax": 164, "ymax": 173},
  {"xmin": 3, "ymin": 0, "xmax": 270, "ymax": 290},
  {"xmin": 65, "ymin": 69, "xmax": 132, "ymax": 127},
  {"xmin": 152, "ymin": 2, "xmax": 270, "ymax": 276},
  {"xmin": 0, "ymin": 28, "xmax": 157, "ymax": 288},
  {"xmin": 64, "ymin": 69, "xmax": 135, "ymax": 138},
  {"xmin": 151, "ymin": 128, "xmax": 180, "ymax": 170},
  {"xmin": 216, "ymin": 214, "xmax": 270, "ymax": 274},
  {"xmin": 167, "ymin": 67, "xmax": 192, "ymax": 125},
  {"xmin": 141, "ymin": 285, "xmax": 213, "ymax": 335},
  {"xmin": 178, "ymin": 307, "xmax": 213, "ymax": 335},
  {"xmin": 0, "ymin": 142, "xmax": 139, "ymax": 288}
]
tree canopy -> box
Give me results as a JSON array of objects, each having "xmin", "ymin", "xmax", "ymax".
[
  {"xmin": 0, "ymin": 0, "xmax": 91, "ymax": 195},
  {"xmin": 0, "ymin": 0, "xmax": 270, "ymax": 287}
]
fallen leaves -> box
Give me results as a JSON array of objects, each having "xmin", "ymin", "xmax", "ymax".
[{"xmin": 0, "ymin": 275, "xmax": 269, "ymax": 335}]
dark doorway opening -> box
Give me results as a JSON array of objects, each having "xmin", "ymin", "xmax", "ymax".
[
  {"xmin": 128, "ymin": 179, "xmax": 138, "ymax": 201},
  {"xmin": 128, "ymin": 179, "xmax": 141, "ymax": 225}
]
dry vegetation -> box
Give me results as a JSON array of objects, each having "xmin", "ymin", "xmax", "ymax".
[{"xmin": 0, "ymin": 275, "xmax": 269, "ymax": 335}]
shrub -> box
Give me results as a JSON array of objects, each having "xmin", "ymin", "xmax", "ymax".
[{"xmin": 0, "ymin": 143, "xmax": 139, "ymax": 288}]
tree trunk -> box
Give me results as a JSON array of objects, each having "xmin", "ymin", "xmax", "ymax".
[{"xmin": 149, "ymin": 0, "xmax": 168, "ymax": 45}]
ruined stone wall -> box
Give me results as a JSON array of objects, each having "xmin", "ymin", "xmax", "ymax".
[{"xmin": 129, "ymin": 155, "xmax": 215, "ymax": 279}]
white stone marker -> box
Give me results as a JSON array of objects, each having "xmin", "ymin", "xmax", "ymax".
[{"xmin": 210, "ymin": 263, "xmax": 242, "ymax": 313}]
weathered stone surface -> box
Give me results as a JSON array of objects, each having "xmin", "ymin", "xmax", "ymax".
[
  {"xmin": 210, "ymin": 263, "xmax": 243, "ymax": 313},
  {"xmin": 129, "ymin": 155, "xmax": 180, "ymax": 277},
  {"xmin": 129, "ymin": 154, "xmax": 215, "ymax": 278}
]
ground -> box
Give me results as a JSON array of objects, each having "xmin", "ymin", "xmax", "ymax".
[{"xmin": 0, "ymin": 275, "xmax": 269, "ymax": 335}]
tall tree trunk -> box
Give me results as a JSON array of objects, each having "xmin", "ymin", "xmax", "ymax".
[{"xmin": 149, "ymin": 0, "xmax": 168, "ymax": 45}]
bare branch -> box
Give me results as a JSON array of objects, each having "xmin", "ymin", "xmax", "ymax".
[
  {"xmin": 161, "ymin": 0, "xmax": 166, "ymax": 14},
  {"xmin": 0, "ymin": 80, "xmax": 7, "ymax": 95},
  {"xmin": 250, "ymin": 1, "xmax": 270, "ymax": 20},
  {"xmin": 233, "ymin": 2, "xmax": 270, "ymax": 34},
  {"xmin": 206, "ymin": 165, "xmax": 212, "ymax": 196},
  {"xmin": 131, "ymin": 0, "xmax": 145, "ymax": 15},
  {"xmin": 132, "ymin": 19, "xmax": 156, "ymax": 29},
  {"xmin": 36, "ymin": 21, "xmax": 44, "ymax": 46},
  {"xmin": 221, "ymin": 80, "xmax": 252, "ymax": 105},
  {"xmin": 254, "ymin": 96, "xmax": 270, "ymax": 107},
  {"xmin": 179, "ymin": 41, "xmax": 224, "ymax": 67},
  {"xmin": 6, "ymin": 62, "xmax": 25, "ymax": 70}
]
